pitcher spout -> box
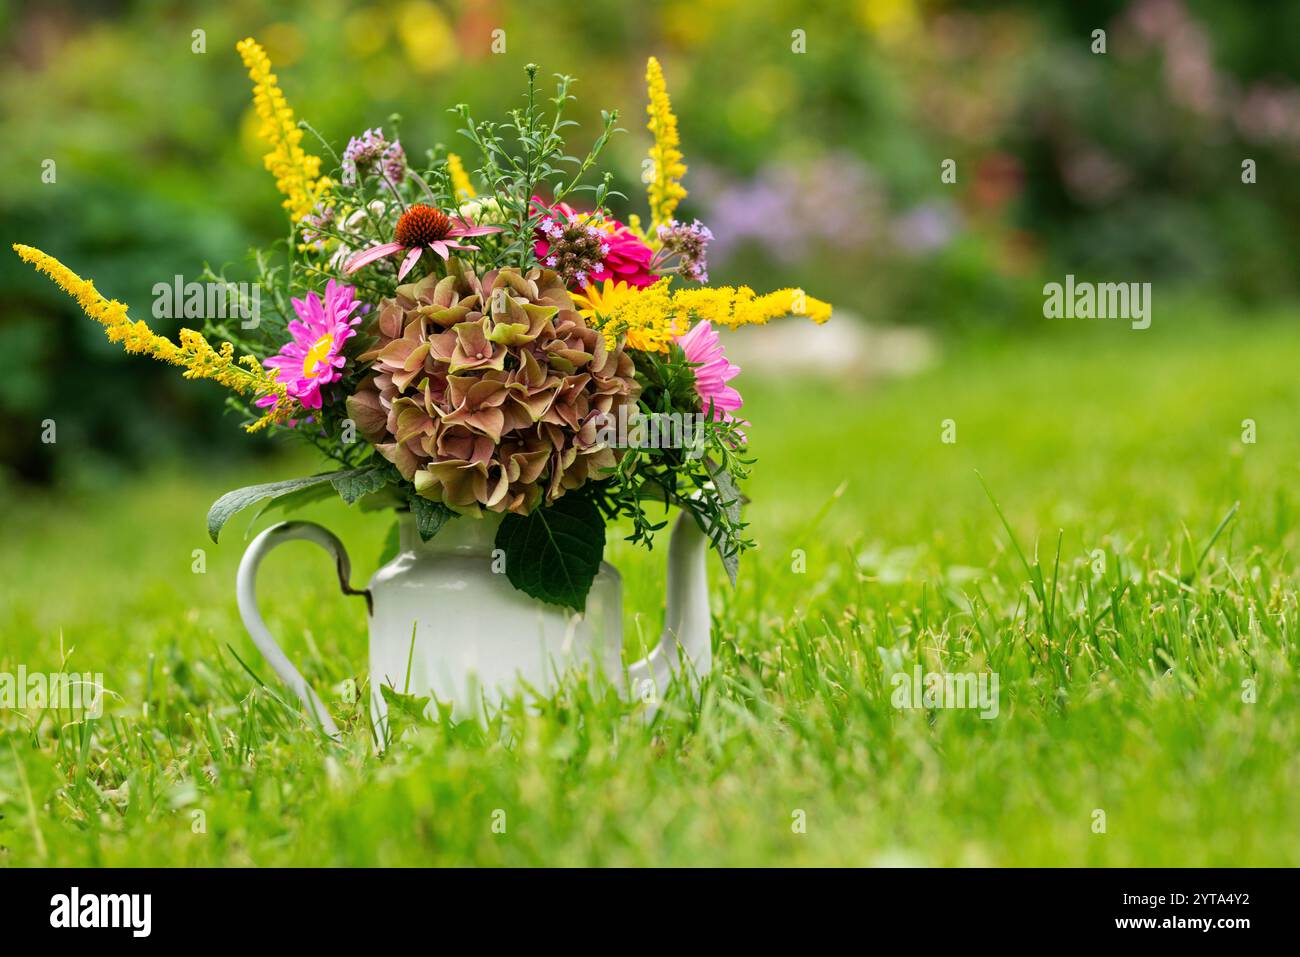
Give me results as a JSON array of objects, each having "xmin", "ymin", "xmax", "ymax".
[{"xmin": 626, "ymin": 510, "xmax": 713, "ymax": 701}]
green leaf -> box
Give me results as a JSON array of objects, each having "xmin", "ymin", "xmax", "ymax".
[
  {"xmin": 358, "ymin": 484, "xmax": 408, "ymax": 512},
  {"xmin": 330, "ymin": 467, "xmax": 389, "ymax": 505},
  {"xmin": 246, "ymin": 481, "xmax": 338, "ymax": 536},
  {"xmin": 706, "ymin": 467, "xmax": 743, "ymax": 587},
  {"xmin": 379, "ymin": 684, "xmax": 432, "ymax": 741},
  {"xmin": 207, "ymin": 468, "xmax": 379, "ymax": 543},
  {"xmin": 408, "ymin": 494, "xmax": 453, "ymax": 542},
  {"xmin": 496, "ymin": 493, "xmax": 606, "ymax": 612}
]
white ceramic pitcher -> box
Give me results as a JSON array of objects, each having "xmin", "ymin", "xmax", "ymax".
[{"xmin": 236, "ymin": 509, "xmax": 711, "ymax": 742}]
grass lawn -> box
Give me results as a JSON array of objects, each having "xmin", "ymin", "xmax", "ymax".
[{"xmin": 2, "ymin": 302, "xmax": 1298, "ymax": 866}]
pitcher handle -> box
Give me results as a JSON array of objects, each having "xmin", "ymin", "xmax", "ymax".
[
  {"xmin": 236, "ymin": 520, "xmax": 369, "ymax": 739},
  {"xmin": 626, "ymin": 509, "xmax": 712, "ymax": 700}
]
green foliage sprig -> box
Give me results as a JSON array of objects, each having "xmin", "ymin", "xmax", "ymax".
[{"xmin": 452, "ymin": 65, "xmax": 624, "ymax": 268}]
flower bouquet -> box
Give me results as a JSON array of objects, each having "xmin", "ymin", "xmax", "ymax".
[{"xmin": 14, "ymin": 39, "xmax": 830, "ymax": 614}]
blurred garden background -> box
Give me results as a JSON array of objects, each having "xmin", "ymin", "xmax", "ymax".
[
  {"xmin": 3, "ymin": 0, "xmax": 1300, "ymax": 866},
  {"xmin": 5, "ymin": 0, "xmax": 1300, "ymax": 485}
]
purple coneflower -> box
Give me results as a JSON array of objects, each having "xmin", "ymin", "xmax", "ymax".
[{"xmin": 344, "ymin": 205, "xmax": 503, "ymax": 280}]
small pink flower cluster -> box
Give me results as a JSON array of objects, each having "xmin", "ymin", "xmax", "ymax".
[{"xmin": 533, "ymin": 199, "xmax": 659, "ymax": 290}]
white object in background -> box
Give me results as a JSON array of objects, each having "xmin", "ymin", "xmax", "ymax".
[{"xmin": 235, "ymin": 510, "xmax": 711, "ymax": 744}]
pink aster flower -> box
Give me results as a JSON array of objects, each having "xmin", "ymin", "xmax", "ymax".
[
  {"xmin": 676, "ymin": 320, "xmax": 744, "ymax": 424},
  {"xmin": 532, "ymin": 199, "xmax": 658, "ymax": 289},
  {"xmin": 345, "ymin": 204, "xmax": 502, "ymax": 280},
  {"xmin": 257, "ymin": 280, "xmax": 364, "ymax": 411}
]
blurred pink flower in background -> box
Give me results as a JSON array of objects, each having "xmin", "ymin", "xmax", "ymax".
[{"xmin": 698, "ymin": 153, "xmax": 881, "ymax": 265}]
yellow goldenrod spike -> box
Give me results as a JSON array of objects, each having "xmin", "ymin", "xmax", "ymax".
[
  {"xmin": 603, "ymin": 278, "xmax": 837, "ymax": 353},
  {"xmin": 598, "ymin": 279, "xmax": 833, "ymax": 354},
  {"xmin": 674, "ymin": 286, "xmax": 834, "ymax": 327},
  {"xmin": 584, "ymin": 278, "xmax": 685, "ymax": 353},
  {"xmin": 12, "ymin": 243, "xmax": 295, "ymax": 430},
  {"xmin": 236, "ymin": 37, "xmax": 327, "ymax": 223},
  {"xmin": 645, "ymin": 57, "xmax": 687, "ymax": 234},
  {"xmin": 447, "ymin": 153, "xmax": 476, "ymax": 201}
]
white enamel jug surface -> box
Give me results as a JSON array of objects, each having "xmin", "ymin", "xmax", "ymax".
[{"xmin": 236, "ymin": 509, "xmax": 711, "ymax": 742}]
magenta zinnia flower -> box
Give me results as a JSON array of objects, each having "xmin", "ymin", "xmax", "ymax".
[
  {"xmin": 257, "ymin": 280, "xmax": 364, "ymax": 411},
  {"xmin": 532, "ymin": 199, "xmax": 658, "ymax": 290},
  {"xmin": 345, "ymin": 205, "xmax": 502, "ymax": 280},
  {"xmin": 677, "ymin": 320, "xmax": 743, "ymax": 423}
]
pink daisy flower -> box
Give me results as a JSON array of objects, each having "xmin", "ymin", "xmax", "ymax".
[
  {"xmin": 257, "ymin": 280, "xmax": 364, "ymax": 411},
  {"xmin": 345, "ymin": 204, "xmax": 502, "ymax": 280},
  {"xmin": 677, "ymin": 320, "xmax": 744, "ymax": 424}
]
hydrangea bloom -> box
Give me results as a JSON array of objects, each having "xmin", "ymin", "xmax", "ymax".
[
  {"xmin": 346, "ymin": 265, "xmax": 640, "ymax": 515},
  {"xmin": 257, "ymin": 280, "xmax": 364, "ymax": 411}
]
